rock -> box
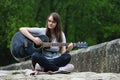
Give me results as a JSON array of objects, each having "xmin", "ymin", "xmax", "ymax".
[
  {"xmin": 0, "ymin": 70, "xmax": 120, "ymax": 80},
  {"xmin": 70, "ymin": 38, "xmax": 120, "ymax": 72},
  {"xmin": 0, "ymin": 60, "xmax": 32, "ymax": 70},
  {"xmin": 71, "ymin": 78, "xmax": 85, "ymax": 80}
]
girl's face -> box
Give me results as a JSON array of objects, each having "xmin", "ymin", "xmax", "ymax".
[{"xmin": 47, "ymin": 15, "xmax": 57, "ymax": 30}]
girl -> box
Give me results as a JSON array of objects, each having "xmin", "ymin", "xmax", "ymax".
[{"xmin": 19, "ymin": 12, "xmax": 74, "ymax": 74}]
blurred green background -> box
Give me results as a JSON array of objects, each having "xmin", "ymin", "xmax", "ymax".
[{"xmin": 0, "ymin": 0, "xmax": 120, "ymax": 66}]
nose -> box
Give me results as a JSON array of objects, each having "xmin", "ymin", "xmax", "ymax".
[{"xmin": 49, "ymin": 22, "xmax": 53, "ymax": 26}]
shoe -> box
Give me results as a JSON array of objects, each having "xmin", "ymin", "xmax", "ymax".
[
  {"xmin": 30, "ymin": 70, "xmax": 46, "ymax": 75},
  {"xmin": 35, "ymin": 63, "xmax": 44, "ymax": 71},
  {"xmin": 48, "ymin": 64, "xmax": 74, "ymax": 74},
  {"xmin": 30, "ymin": 70, "xmax": 38, "ymax": 75},
  {"xmin": 58, "ymin": 64, "xmax": 74, "ymax": 72},
  {"xmin": 25, "ymin": 69, "xmax": 38, "ymax": 76}
]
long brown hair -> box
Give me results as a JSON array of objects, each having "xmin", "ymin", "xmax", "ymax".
[{"xmin": 46, "ymin": 12, "xmax": 63, "ymax": 42}]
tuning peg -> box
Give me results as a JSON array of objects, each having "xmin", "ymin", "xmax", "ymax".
[
  {"xmin": 75, "ymin": 41, "xmax": 88, "ymax": 48},
  {"xmin": 82, "ymin": 42, "xmax": 88, "ymax": 48}
]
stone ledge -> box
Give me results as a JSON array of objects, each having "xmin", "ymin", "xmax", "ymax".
[
  {"xmin": 70, "ymin": 39, "xmax": 120, "ymax": 72},
  {"xmin": 0, "ymin": 70, "xmax": 120, "ymax": 80}
]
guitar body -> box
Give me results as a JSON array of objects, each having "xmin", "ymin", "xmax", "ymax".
[{"xmin": 11, "ymin": 32, "xmax": 48, "ymax": 61}]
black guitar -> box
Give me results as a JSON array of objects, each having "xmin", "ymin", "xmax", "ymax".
[{"xmin": 11, "ymin": 32, "xmax": 87, "ymax": 61}]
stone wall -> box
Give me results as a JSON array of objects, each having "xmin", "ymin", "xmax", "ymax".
[
  {"xmin": 70, "ymin": 39, "xmax": 120, "ymax": 73},
  {"xmin": 0, "ymin": 39, "xmax": 120, "ymax": 73}
]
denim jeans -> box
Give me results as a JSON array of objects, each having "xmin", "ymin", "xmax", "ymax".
[{"xmin": 31, "ymin": 52, "xmax": 71, "ymax": 72}]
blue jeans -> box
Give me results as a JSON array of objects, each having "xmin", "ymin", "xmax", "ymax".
[{"xmin": 31, "ymin": 52, "xmax": 71, "ymax": 72}]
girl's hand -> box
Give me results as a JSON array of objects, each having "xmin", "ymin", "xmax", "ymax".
[
  {"xmin": 33, "ymin": 37, "xmax": 43, "ymax": 45},
  {"xmin": 66, "ymin": 42, "xmax": 74, "ymax": 51}
]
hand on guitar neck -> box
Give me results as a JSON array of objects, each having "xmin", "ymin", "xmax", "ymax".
[{"xmin": 66, "ymin": 43, "xmax": 74, "ymax": 52}]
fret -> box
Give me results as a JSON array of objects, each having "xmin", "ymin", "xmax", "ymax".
[{"xmin": 42, "ymin": 42, "xmax": 69, "ymax": 47}]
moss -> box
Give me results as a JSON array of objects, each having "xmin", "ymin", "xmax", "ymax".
[{"xmin": 12, "ymin": 72, "xmax": 21, "ymax": 75}]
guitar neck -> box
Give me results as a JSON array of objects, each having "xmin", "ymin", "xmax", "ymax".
[
  {"xmin": 41, "ymin": 42, "xmax": 88, "ymax": 48},
  {"xmin": 42, "ymin": 42, "xmax": 72, "ymax": 47}
]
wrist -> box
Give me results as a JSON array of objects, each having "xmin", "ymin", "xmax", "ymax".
[{"xmin": 66, "ymin": 49, "xmax": 70, "ymax": 53}]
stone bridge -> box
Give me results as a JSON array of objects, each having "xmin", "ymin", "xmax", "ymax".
[{"xmin": 0, "ymin": 39, "xmax": 120, "ymax": 80}]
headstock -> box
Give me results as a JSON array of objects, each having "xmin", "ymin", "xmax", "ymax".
[{"xmin": 74, "ymin": 42, "xmax": 88, "ymax": 48}]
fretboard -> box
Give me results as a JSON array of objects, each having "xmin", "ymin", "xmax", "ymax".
[{"xmin": 42, "ymin": 42, "xmax": 71, "ymax": 47}]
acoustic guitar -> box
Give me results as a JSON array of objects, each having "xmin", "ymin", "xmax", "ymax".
[{"xmin": 11, "ymin": 32, "xmax": 88, "ymax": 61}]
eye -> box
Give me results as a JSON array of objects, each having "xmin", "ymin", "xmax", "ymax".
[
  {"xmin": 52, "ymin": 21, "xmax": 56, "ymax": 23},
  {"xmin": 48, "ymin": 20, "xmax": 51, "ymax": 22},
  {"xmin": 48, "ymin": 19, "xmax": 56, "ymax": 23}
]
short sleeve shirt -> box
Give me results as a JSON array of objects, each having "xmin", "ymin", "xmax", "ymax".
[{"xmin": 29, "ymin": 27, "xmax": 66, "ymax": 59}]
